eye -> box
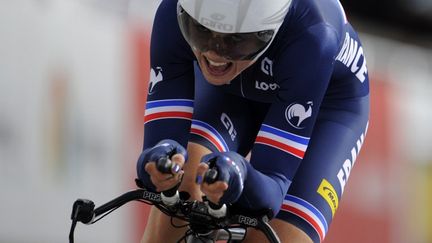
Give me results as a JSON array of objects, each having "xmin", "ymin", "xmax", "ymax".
[
  {"xmin": 256, "ymin": 30, "xmax": 274, "ymax": 42},
  {"xmin": 197, "ymin": 24, "xmax": 211, "ymax": 33},
  {"xmin": 230, "ymin": 34, "xmax": 244, "ymax": 42},
  {"xmin": 191, "ymin": 18, "xmax": 210, "ymax": 33}
]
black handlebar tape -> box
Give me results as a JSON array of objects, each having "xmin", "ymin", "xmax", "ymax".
[
  {"xmin": 208, "ymin": 200, "xmax": 224, "ymax": 210},
  {"xmin": 163, "ymin": 186, "xmax": 178, "ymax": 197},
  {"xmin": 156, "ymin": 156, "xmax": 173, "ymax": 174},
  {"xmin": 156, "ymin": 156, "xmax": 179, "ymax": 197},
  {"xmin": 203, "ymin": 168, "xmax": 218, "ymax": 184},
  {"xmin": 204, "ymin": 169, "xmax": 225, "ymax": 210}
]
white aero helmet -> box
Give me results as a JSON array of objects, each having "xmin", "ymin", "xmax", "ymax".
[{"xmin": 177, "ymin": 0, "xmax": 293, "ymax": 60}]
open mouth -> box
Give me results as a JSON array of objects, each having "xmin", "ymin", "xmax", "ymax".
[{"xmin": 204, "ymin": 56, "xmax": 233, "ymax": 76}]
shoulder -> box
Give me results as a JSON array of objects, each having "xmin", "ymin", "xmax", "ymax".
[
  {"xmin": 264, "ymin": 0, "xmax": 348, "ymax": 66},
  {"xmin": 278, "ymin": 0, "xmax": 347, "ymax": 43},
  {"xmin": 152, "ymin": 0, "xmax": 180, "ymax": 35},
  {"xmin": 151, "ymin": 0, "xmax": 194, "ymax": 64}
]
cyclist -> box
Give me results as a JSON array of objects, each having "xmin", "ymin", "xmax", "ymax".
[{"xmin": 137, "ymin": 0, "xmax": 369, "ymax": 242}]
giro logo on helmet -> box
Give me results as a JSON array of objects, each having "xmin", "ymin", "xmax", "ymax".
[
  {"xmin": 210, "ymin": 13, "xmax": 225, "ymax": 21},
  {"xmin": 200, "ymin": 17, "xmax": 234, "ymax": 32}
]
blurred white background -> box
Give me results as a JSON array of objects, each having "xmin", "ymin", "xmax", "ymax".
[{"xmin": 0, "ymin": 0, "xmax": 431, "ymax": 242}]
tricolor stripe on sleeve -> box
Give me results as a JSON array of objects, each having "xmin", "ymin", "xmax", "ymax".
[
  {"xmin": 255, "ymin": 124, "xmax": 310, "ymax": 159},
  {"xmin": 282, "ymin": 194, "xmax": 328, "ymax": 242},
  {"xmin": 190, "ymin": 120, "xmax": 229, "ymax": 152},
  {"xmin": 144, "ymin": 99, "xmax": 194, "ymax": 123}
]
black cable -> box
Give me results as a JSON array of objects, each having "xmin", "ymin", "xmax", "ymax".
[
  {"xmin": 92, "ymin": 198, "xmax": 157, "ymax": 224},
  {"xmin": 69, "ymin": 204, "xmax": 81, "ymax": 243},
  {"xmin": 91, "ymin": 206, "xmax": 121, "ymax": 224},
  {"xmin": 169, "ymin": 216, "xmax": 190, "ymax": 228},
  {"xmin": 92, "ymin": 198, "xmax": 151, "ymax": 225},
  {"xmin": 137, "ymin": 199, "xmax": 153, "ymax": 205},
  {"xmin": 176, "ymin": 229, "xmax": 193, "ymax": 243},
  {"xmin": 225, "ymin": 227, "xmax": 233, "ymax": 242},
  {"xmin": 69, "ymin": 219, "xmax": 76, "ymax": 243},
  {"xmin": 199, "ymin": 236, "xmax": 209, "ymax": 243}
]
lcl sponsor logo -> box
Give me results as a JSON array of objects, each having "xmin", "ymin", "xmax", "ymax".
[{"xmin": 317, "ymin": 179, "xmax": 339, "ymax": 217}]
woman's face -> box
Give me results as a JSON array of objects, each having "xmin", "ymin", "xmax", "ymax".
[
  {"xmin": 193, "ymin": 49, "xmax": 255, "ymax": 86},
  {"xmin": 178, "ymin": 9, "xmax": 275, "ymax": 85}
]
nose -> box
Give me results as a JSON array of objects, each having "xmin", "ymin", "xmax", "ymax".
[
  {"xmin": 204, "ymin": 50, "xmax": 227, "ymax": 61},
  {"xmin": 208, "ymin": 35, "xmax": 227, "ymax": 56}
]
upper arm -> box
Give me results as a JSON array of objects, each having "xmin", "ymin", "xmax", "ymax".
[
  {"xmin": 144, "ymin": 0, "xmax": 196, "ymax": 149},
  {"xmin": 249, "ymin": 23, "xmax": 339, "ymax": 185}
]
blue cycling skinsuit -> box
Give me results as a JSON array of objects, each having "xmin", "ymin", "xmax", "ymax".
[{"xmin": 142, "ymin": 0, "xmax": 369, "ymax": 242}]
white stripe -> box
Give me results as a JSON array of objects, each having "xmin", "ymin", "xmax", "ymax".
[
  {"xmin": 191, "ymin": 123, "xmax": 227, "ymax": 151},
  {"xmin": 145, "ymin": 106, "xmax": 194, "ymax": 116},
  {"xmin": 146, "ymin": 99, "xmax": 193, "ymax": 104},
  {"xmin": 257, "ymin": 130, "xmax": 307, "ymax": 151},
  {"xmin": 262, "ymin": 124, "xmax": 310, "ymax": 140},
  {"xmin": 283, "ymin": 199, "xmax": 327, "ymax": 239}
]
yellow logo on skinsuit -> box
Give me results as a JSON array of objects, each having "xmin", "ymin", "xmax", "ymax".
[{"xmin": 317, "ymin": 179, "xmax": 339, "ymax": 217}]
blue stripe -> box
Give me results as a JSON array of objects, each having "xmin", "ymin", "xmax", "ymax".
[
  {"xmin": 285, "ymin": 195, "xmax": 328, "ymax": 232},
  {"xmin": 261, "ymin": 125, "xmax": 309, "ymax": 145},
  {"xmin": 146, "ymin": 99, "xmax": 194, "ymax": 109},
  {"xmin": 192, "ymin": 120, "xmax": 229, "ymax": 151}
]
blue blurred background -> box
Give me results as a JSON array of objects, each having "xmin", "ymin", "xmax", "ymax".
[{"xmin": 0, "ymin": 1, "xmax": 431, "ymax": 242}]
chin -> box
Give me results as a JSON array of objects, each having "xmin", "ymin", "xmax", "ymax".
[{"xmin": 203, "ymin": 73, "xmax": 234, "ymax": 85}]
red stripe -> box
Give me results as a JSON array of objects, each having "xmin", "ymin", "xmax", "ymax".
[
  {"xmin": 281, "ymin": 204, "xmax": 324, "ymax": 242},
  {"xmin": 190, "ymin": 128, "xmax": 224, "ymax": 152},
  {"xmin": 144, "ymin": 111, "xmax": 192, "ymax": 123},
  {"xmin": 255, "ymin": 136, "xmax": 305, "ymax": 158}
]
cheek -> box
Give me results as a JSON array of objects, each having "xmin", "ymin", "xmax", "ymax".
[
  {"xmin": 233, "ymin": 61, "xmax": 255, "ymax": 73},
  {"xmin": 193, "ymin": 50, "xmax": 204, "ymax": 60}
]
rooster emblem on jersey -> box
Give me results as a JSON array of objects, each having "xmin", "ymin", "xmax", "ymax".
[
  {"xmin": 148, "ymin": 67, "xmax": 163, "ymax": 94},
  {"xmin": 285, "ymin": 101, "xmax": 313, "ymax": 129}
]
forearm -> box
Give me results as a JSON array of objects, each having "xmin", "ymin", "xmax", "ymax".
[{"xmin": 236, "ymin": 162, "xmax": 292, "ymax": 217}]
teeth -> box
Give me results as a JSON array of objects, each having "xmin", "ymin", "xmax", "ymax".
[{"xmin": 207, "ymin": 58, "xmax": 228, "ymax": 66}]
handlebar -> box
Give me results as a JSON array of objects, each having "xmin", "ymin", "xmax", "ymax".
[
  {"xmin": 69, "ymin": 187, "xmax": 280, "ymax": 243},
  {"xmin": 158, "ymin": 156, "xmax": 226, "ymax": 217}
]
